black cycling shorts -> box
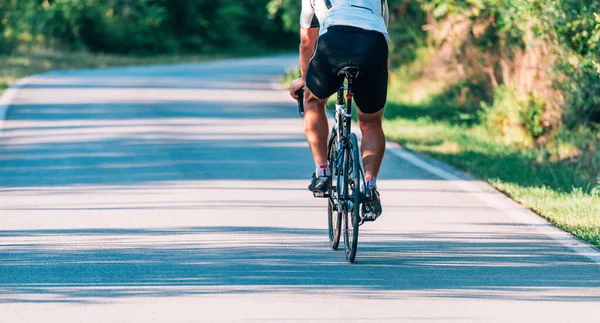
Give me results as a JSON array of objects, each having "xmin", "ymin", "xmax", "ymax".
[{"xmin": 306, "ymin": 25, "xmax": 389, "ymax": 114}]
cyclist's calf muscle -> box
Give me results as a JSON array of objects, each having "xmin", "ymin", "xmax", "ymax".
[{"xmin": 303, "ymin": 89, "xmax": 329, "ymax": 165}]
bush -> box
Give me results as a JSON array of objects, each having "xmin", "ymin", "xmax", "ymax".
[
  {"xmin": 0, "ymin": 1, "xmax": 41, "ymax": 53},
  {"xmin": 481, "ymin": 86, "xmax": 527, "ymax": 145},
  {"xmin": 1, "ymin": 0, "xmax": 296, "ymax": 54},
  {"xmin": 560, "ymin": 58, "xmax": 600, "ymax": 131}
]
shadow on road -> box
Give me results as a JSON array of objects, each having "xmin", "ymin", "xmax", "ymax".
[{"xmin": 1, "ymin": 226, "xmax": 599, "ymax": 304}]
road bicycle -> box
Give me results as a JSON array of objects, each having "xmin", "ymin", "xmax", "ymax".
[{"xmin": 297, "ymin": 67, "xmax": 374, "ymax": 263}]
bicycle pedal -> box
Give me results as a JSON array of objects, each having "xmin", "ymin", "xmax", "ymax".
[
  {"xmin": 362, "ymin": 213, "xmax": 379, "ymax": 222},
  {"xmin": 312, "ymin": 192, "xmax": 329, "ymax": 198},
  {"xmin": 361, "ymin": 205, "xmax": 380, "ymax": 222}
]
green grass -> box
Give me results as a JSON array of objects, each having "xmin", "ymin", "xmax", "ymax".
[{"xmin": 383, "ymin": 100, "xmax": 600, "ymax": 247}]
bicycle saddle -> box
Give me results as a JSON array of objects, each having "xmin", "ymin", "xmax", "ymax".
[{"xmin": 337, "ymin": 66, "xmax": 360, "ymax": 78}]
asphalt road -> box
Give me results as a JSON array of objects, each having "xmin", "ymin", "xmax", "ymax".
[{"xmin": 1, "ymin": 55, "xmax": 599, "ymax": 322}]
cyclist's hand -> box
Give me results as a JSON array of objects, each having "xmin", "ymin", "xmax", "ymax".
[{"xmin": 290, "ymin": 77, "xmax": 305, "ymax": 100}]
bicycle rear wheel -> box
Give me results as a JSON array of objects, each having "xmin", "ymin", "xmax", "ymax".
[
  {"xmin": 343, "ymin": 133, "xmax": 361, "ymax": 263},
  {"xmin": 327, "ymin": 133, "xmax": 341, "ymax": 250}
]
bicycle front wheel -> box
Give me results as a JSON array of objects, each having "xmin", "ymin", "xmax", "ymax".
[{"xmin": 343, "ymin": 133, "xmax": 361, "ymax": 263}]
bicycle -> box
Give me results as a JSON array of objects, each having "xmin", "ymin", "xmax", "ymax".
[{"xmin": 297, "ymin": 66, "xmax": 373, "ymax": 263}]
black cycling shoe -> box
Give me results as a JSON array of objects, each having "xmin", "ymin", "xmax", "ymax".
[
  {"xmin": 363, "ymin": 186, "xmax": 382, "ymax": 221},
  {"xmin": 308, "ymin": 173, "xmax": 331, "ymax": 196}
]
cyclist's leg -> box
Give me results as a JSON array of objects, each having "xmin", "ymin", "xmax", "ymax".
[
  {"xmin": 352, "ymin": 31, "xmax": 389, "ymax": 181},
  {"xmin": 303, "ymin": 90, "xmax": 328, "ymax": 165},
  {"xmin": 356, "ymin": 104, "xmax": 386, "ymax": 217},
  {"xmin": 305, "ymin": 31, "xmax": 346, "ymax": 167},
  {"xmin": 357, "ymin": 109, "xmax": 385, "ymax": 180}
]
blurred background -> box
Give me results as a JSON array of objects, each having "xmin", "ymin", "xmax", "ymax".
[
  {"xmin": 0, "ymin": 0, "xmax": 598, "ymax": 244},
  {"xmin": 0, "ymin": 0, "xmax": 296, "ymax": 54}
]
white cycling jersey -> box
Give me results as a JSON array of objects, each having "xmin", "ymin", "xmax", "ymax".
[{"xmin": 300, "ymin": 0, "xmax": 389, "ymax": 42}]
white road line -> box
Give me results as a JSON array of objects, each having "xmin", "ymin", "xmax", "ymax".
[
  {"xmin": 0, "ymin": 77, "xmax": 32, "ymax": 138},
  {"xmin": 269, "ymin": 79, "xmax": 287, "ymax": 91}
]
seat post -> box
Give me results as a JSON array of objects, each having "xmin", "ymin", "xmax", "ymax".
[
  {"xmin": 347, "ymin": 75, "xmax": 354, "ymax": 96},
  {"xmin": 337, "ymin": 85, "xmax": 345, "ymax": 106},
  {"xmin": 337, "ymin": 66, "xmax": 360, "ymax": 96}
]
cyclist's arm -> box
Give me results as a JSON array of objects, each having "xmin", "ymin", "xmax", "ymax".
[
  {"xmin": 299, "ymin": 28, "xmax": 318, "ymax": 81},
  {"xmin": 299, "ymin": 0, "xmax": 320, "ymax": 81},
  {"xmin": 383, "ymin": 0, "xmax": 389, "ymax": 28}
]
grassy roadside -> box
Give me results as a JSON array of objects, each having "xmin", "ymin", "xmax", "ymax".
[{"xmin": 283, "ymin": 68, "xmax": 600, "ymax": 247}]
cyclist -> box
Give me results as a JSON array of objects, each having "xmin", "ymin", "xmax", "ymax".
[{"xmin": 289, "ymin": 0, "xmax": 389, "ymax": 219}]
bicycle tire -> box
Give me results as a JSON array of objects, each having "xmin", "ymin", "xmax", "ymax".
[
  {"xmin": 343, "ymin": 133, "xmax": 361, "ymax": 263},
  {"xmin": 327, "ymin": 133, "xmax": 342, "ymax": 250}
]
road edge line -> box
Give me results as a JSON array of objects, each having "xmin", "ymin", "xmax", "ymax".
[{"xmin": 0, "ymin": 77, "xmax": 32, "ymax": 138}]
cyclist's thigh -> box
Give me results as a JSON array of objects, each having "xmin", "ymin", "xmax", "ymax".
[
  {"xmin": 352, "ymin": 33, "xmax": 389, "ymax": 114},
  {"xmin": 306, "ymin": 32, "xmax": 347, "ymax": 100}
]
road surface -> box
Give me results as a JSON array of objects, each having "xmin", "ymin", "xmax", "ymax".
[{"xmin": 1, "ymin": 56, "xmax": 599, "ymax": 322}]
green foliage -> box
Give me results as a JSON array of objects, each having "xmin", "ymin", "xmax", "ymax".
[
  {"xmin": 413, "ymin": 0, "xmax": 600, "ymax": 136},
  {"xmin": 0, "ymin": 0, "xmax": 295, "ymax": 54},
  {"xmin": 0, "ymin": 1, "xmax": 41, "ymax": 53},
  {"xmin": 267, "ymin": 0, "xmax": 301, "ymax": 33},
  {"xmin": 480, "ymin": 86, "xmax": 531, "ymax": 145},
  {"xmin": 551, "ymin": 1, "xmax": 600, "ymax": 56},
  {"xmin": 480, "ymin": 86, "xmax": 549, "ymax": 146},
  {"xmin": 559, "ymin": 58, "xmax": 600, "ymax": 130},
  {"xmin": 522, "ymin": 94, "xmax": 547, "ymax": 140},
  {"xmin": 387, "ymin": 0, "xmax": 428, "ymax": 68},
  {"xmin": 540, "ymin": 1, "xmax": 600, "ymax": 132},
  {"xmin": 592, "ymin": 179, "xmax": 600, "ymax": 197},
  {"xmin": 420, "ymin": 0, "xmax": 484, "ymax": 19}
]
